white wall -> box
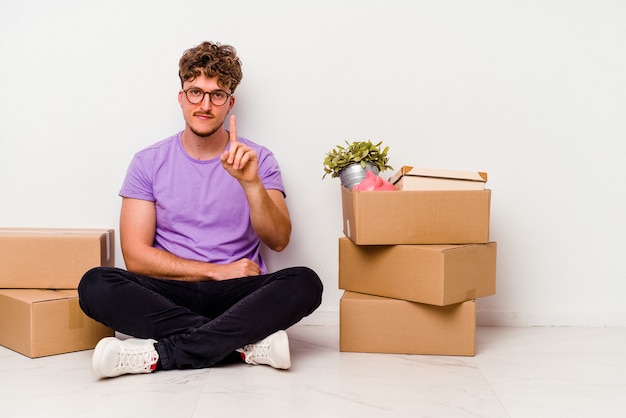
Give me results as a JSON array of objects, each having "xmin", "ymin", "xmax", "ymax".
[{"xmin": 1, "ymin": 0, "xmax": 625, "ymax": 326}]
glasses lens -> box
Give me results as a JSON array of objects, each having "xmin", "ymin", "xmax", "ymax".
[
  {"xmin": 185, "ymin": 89, "xmax": 204, "ymax": 104},
  {"xmin": 210, "ymin": 91, "xmax": 228, "ymax": 106}
]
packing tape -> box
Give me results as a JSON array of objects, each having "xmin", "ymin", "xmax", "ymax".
[
  {"xmin": 67, "ymin": 298, "xmax": 85, "ymax": 330},
  {"xmin": 106, "ymin": 230, "xmax": 111, "ymax": 262}
]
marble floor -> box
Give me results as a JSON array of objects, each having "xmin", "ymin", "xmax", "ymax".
[{"xmin": 1, "ymin": 325, "xmax": 625, "ymax": 417}]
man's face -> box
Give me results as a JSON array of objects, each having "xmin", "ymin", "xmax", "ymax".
[{"xmin": 178, "ymin": 75, "xmax": 235, "ymax": 138}]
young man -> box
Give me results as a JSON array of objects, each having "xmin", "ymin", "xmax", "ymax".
[{"xmin": 78, "ymin": 41, "xmax": 323, "ymax": 378}]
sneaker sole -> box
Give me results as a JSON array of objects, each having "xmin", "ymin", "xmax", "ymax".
[{"xmin": 91, "ymin": 337, "xmax": 119, "ymax": 378}]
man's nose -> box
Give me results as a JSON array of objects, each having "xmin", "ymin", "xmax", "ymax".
[{"xmin": 199, "ymin": 93, "xmax": 213, "ymax": 109}]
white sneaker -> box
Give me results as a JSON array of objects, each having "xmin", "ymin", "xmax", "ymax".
[
  {"xmin": 91, "ymin": 337, "xmax": 159, "ymax": 378},
  {"xmin": 236, "ymin": 330, "xmax": 291, "ymax": 370}
]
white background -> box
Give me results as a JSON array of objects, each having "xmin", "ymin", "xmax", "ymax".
[{"xmin": 1, "ymin": 0, "xmax": 625, "ymax": 326}]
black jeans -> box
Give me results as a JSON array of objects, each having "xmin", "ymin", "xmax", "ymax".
[{"xmin": 78, "ymin": 266, "xmax": 323, "ymax": 370}]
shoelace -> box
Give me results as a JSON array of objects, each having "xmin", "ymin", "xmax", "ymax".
[
  {"xmin": 242, "ymin": 341, "xmax": 271, "ymax": 363},
  {"xmin": 116, "ymin": 347, "xmax": 158, "ymax": 373}
]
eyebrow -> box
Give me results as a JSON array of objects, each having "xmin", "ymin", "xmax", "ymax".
[{"xmin": 186, "ymin": 86, "xmax": 229, "ymax": 93}]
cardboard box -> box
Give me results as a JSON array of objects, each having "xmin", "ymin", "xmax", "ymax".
[
  {"xmin": 389, "ymin": 166, "xmax": 487, "ymax": 191},
  {"xmin": 340, "ymin": 291, "xmax": 476, "ymax": 356},
  {"xmin": 338, "ymin": 238, "xmax": 496, "ymax": 306},
  {"xmin": 341, "ymin": 186, "xmax": 491, "ymax": 245},
  {"xmin": 0, "ymin": 228, "xmax": 114, "ymax": 289},
  {"xmin": 0, "ymin": 289, "xmax": 114, "ymax": 358}
]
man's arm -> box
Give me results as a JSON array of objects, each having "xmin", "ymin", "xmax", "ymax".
[
  {"xmin": 220, "ymin": 115, "xmax": 292, "ymax": 252},
  {"xmin": 119, "ymin": 197, "xmax": 262, "ymax": 281},
  {"xmin": 241, "ymin": 183, "xmax": 291, "ymax": 252}
]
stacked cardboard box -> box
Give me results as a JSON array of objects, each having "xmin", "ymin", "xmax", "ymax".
[
  {"xmin": 338, "ymin": 167, "xmax": 496, "ymax": 356},
  {"xmin": 0, "ymin": 228, "xmax": 116, "ymax": 357}
]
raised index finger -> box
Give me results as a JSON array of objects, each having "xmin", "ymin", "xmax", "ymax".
[{"xmin": 229, "ymin": 114, "xmax": 238, "ymax": 144}]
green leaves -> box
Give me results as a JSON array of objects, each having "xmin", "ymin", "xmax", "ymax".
[{"xmin": 322, "ymin": 140, "xmax": 393, "ymax": 179}]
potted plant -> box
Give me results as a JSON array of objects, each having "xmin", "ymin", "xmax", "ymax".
[{"xmin": 323, "ymin": 140, "xmax": 393, "ymax": 189}]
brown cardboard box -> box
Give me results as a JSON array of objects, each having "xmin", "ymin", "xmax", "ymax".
[
  {"xmin": 0, "ymin": 228, "xmax": 115, "ymax": 289},
  {"xmin": 341, "ymin": 186, "xmax": 491, "ymax": 245},
  {"xmin": 338, "ymin": 238, "xmax": 496, "ymax": 306},
  {"xmin": 0, "ymin": 289, "xmax": 114, "ymax": 358},
  {"xmin": 340, "ymin": 291, "xmax": 476, "ymax": 356},
  {"xmin": 388, "ymin": 166, "xmax": 488, "ymax": 191}
]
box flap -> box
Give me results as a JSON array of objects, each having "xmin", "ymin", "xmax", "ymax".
[
  {"xmin": 0, "ymin": 289, "xmax": 78, "ymax": 304},
  {"xmin": 0, "ymin": 227, "xmax": 113, "ymax": 238},
  {"xmin": 389, "ymin": 166, "xmax": 487, "ymax": 184}
]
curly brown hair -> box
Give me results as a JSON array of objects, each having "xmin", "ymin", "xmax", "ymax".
[{"xmin": 178, "ymin": 41, "xmax": 243, "ymax": 92}]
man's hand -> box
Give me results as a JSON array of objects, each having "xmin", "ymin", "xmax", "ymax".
[
  {"xmin": 210, "ymin": 258, "xmax": 262, "ymax": 281},
  {"xmin": 220, "ymin": 115, "xmax": 259, "ymax": 183}
]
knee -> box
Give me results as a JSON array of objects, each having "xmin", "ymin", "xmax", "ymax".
[
  {"xmin": 78, "ymin": 267, "xmax": 103, "ymax": 296},
  {"xmin": 290, "ymin": 266, "xmax": 324, "ymax": 309},
  {"xmin": 78, "ymin": 267, "xmax": 98, "ymax": 316},
  {"xmin": 78, "ymin": 266, "xmax": 95, "ymax": 294},
  {"xmin": 301, "ymin": 266, "xmax": 323, "ymax": 291},
  {"xmin": 77, "ymin": 267, "xmax": 117, "ymax": 313}
]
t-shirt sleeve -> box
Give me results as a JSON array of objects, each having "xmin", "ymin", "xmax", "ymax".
[
  {"xmin": 257, "ymin": 148, "xmax": 286, "ymax": 197},
  {"xmin": 119, "ymin": 153, "xmax": 155, "ymax": 201}
]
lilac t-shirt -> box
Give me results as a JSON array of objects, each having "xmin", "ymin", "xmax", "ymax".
[{"xmin": 119, "ymin": 131, "xmax": 285, "ymax": 273}]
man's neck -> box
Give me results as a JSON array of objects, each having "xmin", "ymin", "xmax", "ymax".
[{"xmin": 181, "ymin": 128, "xmax": 229, "ymax": 160}]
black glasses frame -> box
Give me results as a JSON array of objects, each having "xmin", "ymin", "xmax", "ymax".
[{"xmin": 182, "ymin": 88, "xmax": 232, "ymax": 106}]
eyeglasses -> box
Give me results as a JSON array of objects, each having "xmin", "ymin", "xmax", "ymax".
[{"xmin": 182, "ymin": 88, "xmax": 232, "ymax": 106}]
